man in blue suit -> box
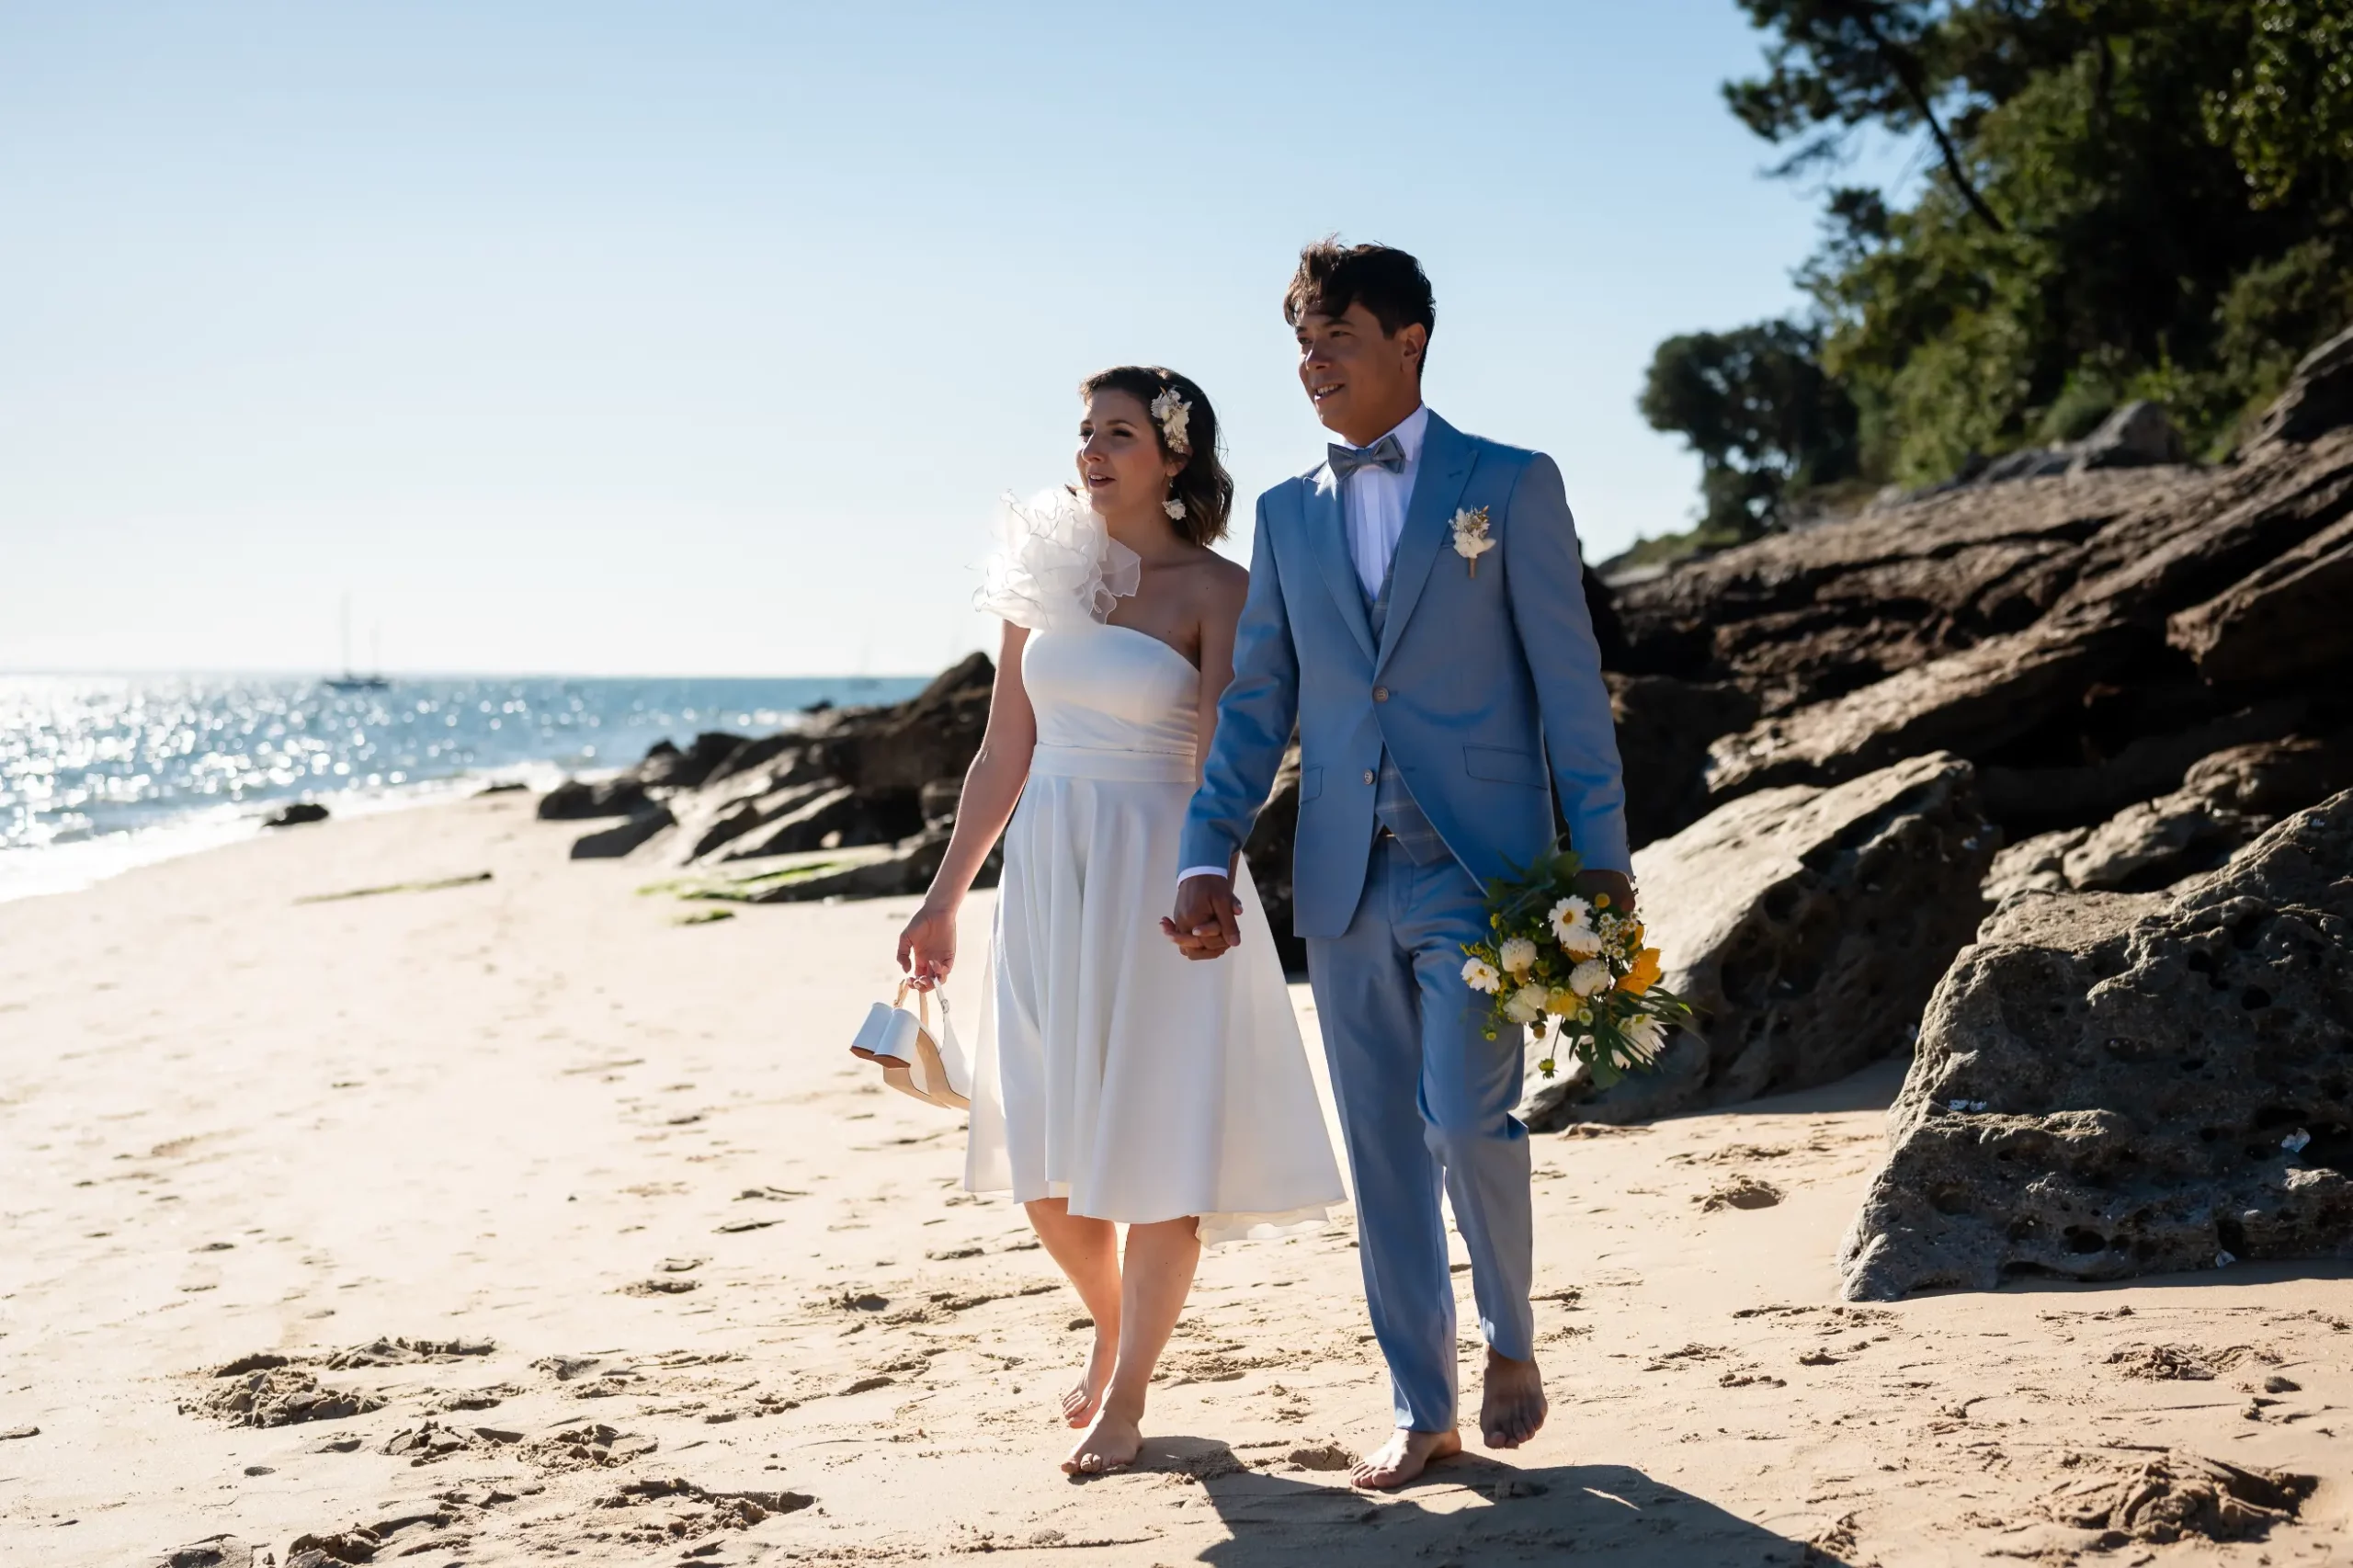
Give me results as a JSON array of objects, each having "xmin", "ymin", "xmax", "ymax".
[{"xmin": 1165, "ymin": 240, "xmax": 1631, "ymax": 1490}]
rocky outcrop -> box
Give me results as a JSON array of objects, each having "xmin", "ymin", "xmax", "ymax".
[
  {"xmin": 537, "ymin": 776, "xmax": 652, "ymax": 821},
  {"xmin": 2246, "ymin": 324, "xmax": 2353, "ymax": 449},
  {"xmin": 2168, "ymin": 510, "xmax": 2353, "ymax": 685},
  {"xmin": 1603, "ymin": 339, "xmax": 2353, "ymax": 851},
  {"xmin": 568, "ymin": 805, "xmax": 675, "ymax": 860},
  {"xmin": 1836, "ymin": 791, "xmax": 2353, "ymax": 1301},
  {"xmin": 1608, "ymin": 674, "xmax": 1759, "ymax": 848},
  {"xmin": 1241, "ymin": 745, "xmax": 1307, "ymax": 975},
  {"xmin": 540, "ymin": 659, "xmax": 994, "ymax": 874},
  {"xmin": 1525, "ymin": 753, "xmax": 1998, "ymax": 1128},
  {"xmin": 1981, "ymin": 733, "xmax": 2353, "ymax": 899},
  {"xmin": 263, "ymin": 802, "xmax": 330, "ymax": 828},
  {"xmin": 1927, "ymin": 400, "xmax": 2184, "ymax": 490}
]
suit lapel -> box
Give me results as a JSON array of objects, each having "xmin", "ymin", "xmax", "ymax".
[
  {"xmin": 1304, "ymin": 464, "xmax": 1377, "ymax": 664},
  {"xmin": 1375, "ymin": 414, "xmax": 1474, "ymax": 675}
]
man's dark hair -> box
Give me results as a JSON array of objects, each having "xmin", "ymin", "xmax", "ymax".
[{"xmin": 1283, "ymin": 239, "xmax": 1436, "ymax": 373}]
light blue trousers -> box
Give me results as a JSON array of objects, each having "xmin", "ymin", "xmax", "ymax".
[{"xmin": 1306, "ymin": 836, "xmax": 1535, "ymax": 1432}]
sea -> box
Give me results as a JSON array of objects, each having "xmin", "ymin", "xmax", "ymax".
[{"xmin": 0, "ymin": 673, "xmax": 930, "ymax": 903}]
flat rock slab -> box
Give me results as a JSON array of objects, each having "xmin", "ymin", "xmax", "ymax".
[{"xmin": 1839, "ymin": 790, "xmax": 2353, "ymax": 1300}]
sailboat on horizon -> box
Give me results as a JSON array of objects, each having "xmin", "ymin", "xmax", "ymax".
[{"xmin": 324, "ymin": 596, "xmax": 391, "ymax": 692}]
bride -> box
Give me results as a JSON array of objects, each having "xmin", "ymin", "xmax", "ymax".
[{"xmin": 893, "ymin": 366, "xmax": 1345, "ymax": 1475}]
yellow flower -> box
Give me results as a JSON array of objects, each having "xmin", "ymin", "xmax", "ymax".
[{"xmin": 1617, "ymin": 948, "xmax": 1664, "ymax": 996}]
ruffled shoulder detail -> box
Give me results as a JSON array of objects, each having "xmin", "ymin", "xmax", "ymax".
[{"xmin": 972, "ymin": 486, "xmax": 1142, "ymax": 632}]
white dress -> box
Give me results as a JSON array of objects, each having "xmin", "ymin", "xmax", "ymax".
[{"xmin": 962, "ymin": 490, "xmax": 1345, "ymax": 1245}]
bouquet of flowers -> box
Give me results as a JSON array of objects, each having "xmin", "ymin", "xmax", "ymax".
[{"xmin": 1459, "ymin": 843, "xmax": 1692, "ymax": 1088}]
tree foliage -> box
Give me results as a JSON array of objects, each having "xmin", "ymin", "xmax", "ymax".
[
  {"xmin": 1643, "ymin": 1, "xmax": 2353, "ymax": 516},
  {"xmin": 1641, "ymin": 322, "xmax": 1860, "ymax": 541}
]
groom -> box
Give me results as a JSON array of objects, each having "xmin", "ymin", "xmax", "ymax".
[{"xmin": 1165, "ymin": 240, "xmax": 1631, "ymax": 1489}]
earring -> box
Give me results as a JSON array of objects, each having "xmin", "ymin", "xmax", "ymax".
[{"xmin": 1164, "ymin": 495, "xmax": 1188, "ymax": 521}]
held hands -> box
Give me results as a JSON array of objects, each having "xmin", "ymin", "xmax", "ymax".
[
  {"xmin": 1161, "ymin": 875, "xmax": 1245, "ymax": 961},
  {"xmin": 896, "ymin": 898, "xmax": 958, "ymax": 990}
]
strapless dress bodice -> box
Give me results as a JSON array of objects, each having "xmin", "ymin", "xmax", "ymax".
[{"xmin": 1021, "ymin": 624, "xmax": 1198, "ymax": 784}]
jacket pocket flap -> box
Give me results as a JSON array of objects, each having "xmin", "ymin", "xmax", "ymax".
[
  {"xmin": 1295, "ymin": 765, "xmax": 1324, "ymax": 802},
  {"xmin": 1463, "ymin": 744, "xmax": 1545, "ymax": 787}
]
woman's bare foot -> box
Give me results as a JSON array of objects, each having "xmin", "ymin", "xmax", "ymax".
[
  {"xmin": 1349, "ymin": 1426, "xmax": 1461, "ymax": 1490},
  {"xmin": 1059, "ymin": 1325, "xmax": 1118, "ymax": 1427},
  {"xmin": 1479, "ymin": 1348, "xmax": 1548, "ymax": 1449},
  {"xmin": 1061, "ymin": 1403, "xmax": 1143, "ymax": 1475}
]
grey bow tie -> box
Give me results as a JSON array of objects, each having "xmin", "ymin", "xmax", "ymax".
[{"xmin": 1328, "ymin": 433, "xmax": 1406, "ymax": 481}]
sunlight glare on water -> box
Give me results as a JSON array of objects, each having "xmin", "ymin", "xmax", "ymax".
[{"xmin": 0, "ymin": 673, "xmax": 925, "ymax": 900}]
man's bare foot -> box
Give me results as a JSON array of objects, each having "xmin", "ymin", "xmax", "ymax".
[
  {"xmin": 1061, "ymin": 1404, "xmax": 1142, "ymax": 1476},
  {"xmin": 1480, "ymin": 1348, "xmax": 1548, "ymax": 1449},
  {"xmin": 1059, "ymin": 1326, "xmax": 1117, "ymax": 1427},
  {"xmin": 1349, "ymin": 1426, "xmax": 1461, "ymax": 1490}
]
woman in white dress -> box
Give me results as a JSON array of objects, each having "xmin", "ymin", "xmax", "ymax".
[{"xmin": 893, "ymin": 366, "xmax": 1344, "ymax": 1475}]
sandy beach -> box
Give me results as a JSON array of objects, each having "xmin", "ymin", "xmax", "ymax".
[{"xmin": 3, "ymin": 793, "xmax": 2347, "ymax": 1567}]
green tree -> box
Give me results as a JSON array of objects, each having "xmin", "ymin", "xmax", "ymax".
[
  {"xmin": 1647, "ymin": 2, "xmax": 2353, "ymax": 506},
  {"xmin": 1640, "ymin": 321, "xmax": 1861, "ymax": 541},
  {"xmin": 2208, "ymin": 0, "xmax": 2353, "ymax": 209}
]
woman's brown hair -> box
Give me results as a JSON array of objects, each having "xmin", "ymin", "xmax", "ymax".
[{"xmin": 1079, "ymin": 365, "xmax": 1235, "ymax": 546}]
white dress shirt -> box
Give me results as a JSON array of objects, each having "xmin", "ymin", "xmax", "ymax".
[
  {"xmin": 1339, "ymin": 403, "xmax": 1431, "ymax": 600},
  {"xmin": 1176, "ymin": 406, "xmax": 1433, "ymax": 889}
]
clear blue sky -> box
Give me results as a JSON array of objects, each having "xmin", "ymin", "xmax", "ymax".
[{"xmin": 1, "ymin": 2, "xmax": 1898, "ymax": 676}]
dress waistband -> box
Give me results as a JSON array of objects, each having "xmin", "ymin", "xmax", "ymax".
[{"xmin": 1029, "ymin": 742, "xmax": 1198, "ymax": 784}]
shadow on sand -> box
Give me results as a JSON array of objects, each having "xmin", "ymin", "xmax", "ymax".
[{"xmin": 1122, "ymin": 1437, "xmax": 1847, "ymax": 1566}]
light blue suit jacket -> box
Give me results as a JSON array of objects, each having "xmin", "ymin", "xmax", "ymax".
[{"xmin": 1181, "ymin": 412, "xmax": 1630, "ymax": 939}]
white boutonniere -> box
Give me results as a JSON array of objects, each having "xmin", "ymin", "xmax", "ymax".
[{"xmin": 1450, "ymin": 506, "xmax": 1495, "ymax": 577}]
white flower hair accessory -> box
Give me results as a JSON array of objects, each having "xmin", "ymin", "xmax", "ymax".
[{"xmin": 1149, "ymin": 386, "xmax": 1192, "ymax": 456}]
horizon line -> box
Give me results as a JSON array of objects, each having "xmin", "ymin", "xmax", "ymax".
[{"xmin": 0, "ymin": 666, "xmax": 950, "ymax": 682}]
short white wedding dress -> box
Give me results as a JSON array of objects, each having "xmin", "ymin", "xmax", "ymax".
[{"xmin": 962, "ymin": 488, "xmax": 1345, "ymax": 1244}]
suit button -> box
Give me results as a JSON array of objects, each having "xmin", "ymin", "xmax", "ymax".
[
  {"xmin": 1361, "ymin": 768, "xmax": 1377, "ymax": 786},
  {"xmin": 1373, "ymin": 686, "xmax": 1390, "ymax": 702}
]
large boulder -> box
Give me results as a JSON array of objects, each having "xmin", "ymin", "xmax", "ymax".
[
  {"xmin": 1606, "ymin": 354, "xmax": 2353, "ymax": 846},
  {"xmin": 540, "ymin": 656, "xmax": 996, "ymax": 870},
  {"xmin": 1837, "ymin": 790, "xmax": 2353, "ymax": 1301},
  {"xmin": 568, "ymin": 804, "xmax": 675, "ymax": 859},
  {"xmin": 1240, "ymin": 744, "xmax": 1306, "ymax": 976},
  {"xmin": 1703, "ymin": 612, "xmax": 2143, "ymax": 801},
  {"xmin": 2246, "ymin": 324, "xmax": 2353, "ymax": 449},
  {"xmin": 1606, "ymin": 674, "xmax": 1758, "ymax": 847},
  {"xmin": 537, "ymin": 776, "xmax": 650, "ymax": 820},
  {"xmin": 822, "ymin": 653, "xmax": 995, "ymax": 800},
  {"xmin": 2168, "ymin": 510, "xmax": 2353, "ymax": 685},
  {"xmin": 1979, "ymin": 733, "xmax": 2353, "ymax": 899},
  {"xmin": 1526, "ymin": 752, "xmax": 1997, "ymax": 1127},
  {"xmin": 2069, "ymin": 400, "xmax": 2183, "ymax": 472},
  {"xmin": 638, "ymin": 732, "xmax": 754, "ymax": 791}
]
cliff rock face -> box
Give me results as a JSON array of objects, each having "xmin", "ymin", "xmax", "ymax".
[
  {"xmin": 1837, "ymin": 791, "xmax": 2353, "ymax": 1301},
  {"xmin": 1601, "ymin": 334, "xmax": 2353, "ymax": 854},
  {"xmin": 1526, "ymin": 753, "xmax": 1996, "ymax": 1127}
]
